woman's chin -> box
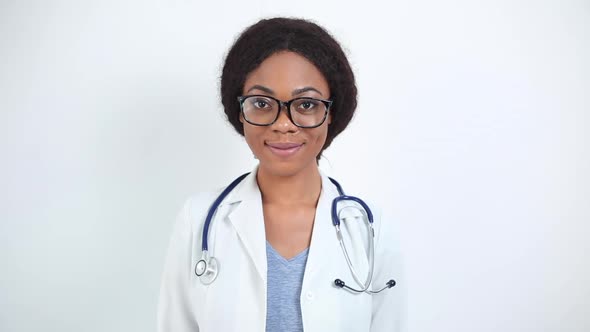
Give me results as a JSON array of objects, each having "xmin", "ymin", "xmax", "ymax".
[{"xmin": 257, "ymin": 158, "xmax": 317, "ymax": 178}]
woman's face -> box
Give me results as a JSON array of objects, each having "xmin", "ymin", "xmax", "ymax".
[{"xmin": 241, "ymin": 51, "xmax": 331, "ymax": 178}]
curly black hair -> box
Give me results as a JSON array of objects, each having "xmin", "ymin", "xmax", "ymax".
[{"xmin": 220, "ymin": 17, "xmax": 357, "ymax": 158}]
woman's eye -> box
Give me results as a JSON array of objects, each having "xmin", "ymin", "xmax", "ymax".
[
  {"xmin": 249, "ymin": 98, "xmax": 270, "ymax": 109},
  {"xmin": 299, "ymin": 100, "xmax": 317, "ymax": 110}
]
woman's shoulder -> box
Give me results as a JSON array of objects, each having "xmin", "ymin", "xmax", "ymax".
[
  {"xmin": 174, "ymin": 171, "xmax": 256, "ymax": 232},
  {"xmin": 173, "ymin": 187, "xmax": 226, "ymax": 231}
]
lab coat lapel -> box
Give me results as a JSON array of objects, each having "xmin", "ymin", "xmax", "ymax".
[
  {"xmin": 301, "ymin": 172, "xmax": 339, "ymax": 290},
  {"xmin": 226, "ymin": 172, "xmax": 267, "ymax": 283}
]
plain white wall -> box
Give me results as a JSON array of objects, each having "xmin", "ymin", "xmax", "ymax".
[{"xmin": 1, "ymin": 0, "xmax": 588, "ymax": 331}]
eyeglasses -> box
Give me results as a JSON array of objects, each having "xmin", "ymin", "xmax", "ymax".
[{"xmin": 237, "ymin": 95, "xmax": 333, "ymax": 128}]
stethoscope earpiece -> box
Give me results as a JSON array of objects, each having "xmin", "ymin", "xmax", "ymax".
[{"xmin": 334, "ymin": 278, "xmax": 397, "ymax": 293}]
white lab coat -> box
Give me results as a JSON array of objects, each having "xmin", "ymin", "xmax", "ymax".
[{"xmin": 157, "ymin": 169, "xmax": 404, "ymax": 332}]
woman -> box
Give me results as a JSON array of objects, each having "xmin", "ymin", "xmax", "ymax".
[{"xmin": 157, "ymin": 17, "xmax": 403, "ymax": 332}]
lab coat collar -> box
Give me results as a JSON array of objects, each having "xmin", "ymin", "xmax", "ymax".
[
  {"xmin": 224, "ymin": 165, "xmax": 349, "ymax": 284},
  {"xmin": 219, "ymin": 168, "xmax": 258, "ymax": 207},
  {"xmin": 220, "ymin": 165, "xmax": 340, "ymax": 207}
]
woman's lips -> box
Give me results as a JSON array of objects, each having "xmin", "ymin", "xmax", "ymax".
[{"xmin": 266, "ymin": 142, "xmax": 303, "ymax": 157}]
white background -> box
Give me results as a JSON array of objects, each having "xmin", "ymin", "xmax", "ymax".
[{"xmin": 1, "ymin": 0, "xmax": 588, "ymax": 331}]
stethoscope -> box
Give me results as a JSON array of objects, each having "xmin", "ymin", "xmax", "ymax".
[{"xmin": 195, "ymin": 173, "xmax": 396, "ymax": 294}]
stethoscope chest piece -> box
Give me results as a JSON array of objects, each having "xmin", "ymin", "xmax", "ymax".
[{"xmin": 195, "ymin": 253, "xmax": 219, "ymax": 285}]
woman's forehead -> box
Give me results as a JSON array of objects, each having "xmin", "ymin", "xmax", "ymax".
[{"xmin": 243, "ymin": 51, "xmax": 330, "ymax": 97}]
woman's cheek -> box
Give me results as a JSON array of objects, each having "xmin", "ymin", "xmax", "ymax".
[{"xmin": 243, "ymin": 128, "xmax": 266, "ymax": 159}]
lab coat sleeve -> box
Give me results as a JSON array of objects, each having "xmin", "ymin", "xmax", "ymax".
[
  {"xmin": 157, "ymin": 197, "xmax": 199, "ymax": 332},
  {"xmin": 370, "ymin": 205, "xmax": 406, "ymax": 332}
]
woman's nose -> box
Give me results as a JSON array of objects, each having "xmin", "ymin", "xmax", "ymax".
[{"xmin": 272, "ymin": 106, "xmax": 298, "ymax": 132}]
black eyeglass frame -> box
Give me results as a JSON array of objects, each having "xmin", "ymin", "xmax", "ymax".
[{"xmin": 237, "ymin": 95, "xmax": 333, "ymax": 129}]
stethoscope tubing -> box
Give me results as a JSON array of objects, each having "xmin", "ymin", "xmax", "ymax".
[
  {"xmin": 196, "ymin": 172, "xmax": 395, "ymax": 294},
  {"xmin": 202, "ymin": 172, "xmax": 249, "ymax": 251}
]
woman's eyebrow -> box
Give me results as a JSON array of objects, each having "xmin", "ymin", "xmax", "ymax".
[
  {"xmin": 292, "ymin": 87, "xmax": 323, "ymax": 96},
  {"xmin": 246, "ymin": 85, "xmax": 274, "ymax": 95},
  {"xmin": 245, "ymin": 85, "xmax": 323, "ymax": 97}
]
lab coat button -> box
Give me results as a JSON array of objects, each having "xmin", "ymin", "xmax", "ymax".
[{"xmin": 306, "ymin": 291, "xmax": 314, "ymax": 300}]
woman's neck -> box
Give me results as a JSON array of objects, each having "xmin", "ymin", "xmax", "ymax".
[{"xmin": 256, "ymin": 163, "xmax": 322, "ymax": 206}]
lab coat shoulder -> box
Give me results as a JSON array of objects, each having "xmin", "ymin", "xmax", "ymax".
[
  {"xmin": 157, "ymin": 190, "xmax": 221, "ymax": 332},
  {"xmin": 369, "ymin": 200, "xmax": 406, "ymax": 332}
]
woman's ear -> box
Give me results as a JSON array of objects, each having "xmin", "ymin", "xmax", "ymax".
[{"xmin": 327, "ymin": 112, "xmax": 332, "ymax": 125}]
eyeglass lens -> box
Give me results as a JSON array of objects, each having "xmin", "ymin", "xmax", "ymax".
[{"xmin": 241, "ymin": 96, "xmax": 327, "ymax": 127}]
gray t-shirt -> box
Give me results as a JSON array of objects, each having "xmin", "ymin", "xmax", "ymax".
[{"xmin": 265, "ymin": 241, "xmax": 309, "ymax": 332}]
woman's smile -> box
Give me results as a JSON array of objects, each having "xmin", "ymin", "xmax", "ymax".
[{"xmin": 265, "ymin": 142, "xmax": 304, "ymax": 158}]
